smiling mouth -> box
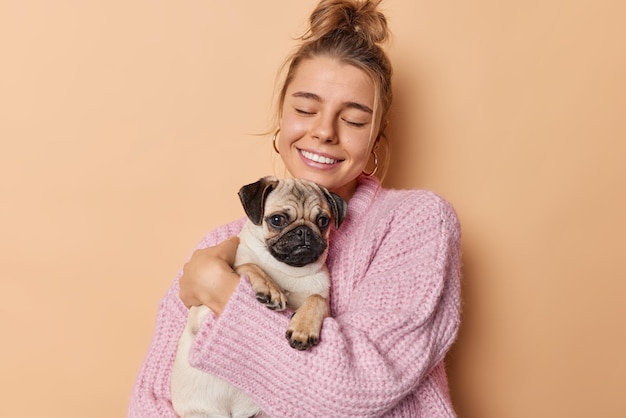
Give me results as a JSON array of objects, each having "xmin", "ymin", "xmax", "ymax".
[{"xmin": 299, "ymin": 149, "xmax": 341, "ymax": 165}]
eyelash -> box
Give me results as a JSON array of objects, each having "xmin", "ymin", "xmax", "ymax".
[
  {"xmin": 344, "ymin": 119, "xmax": 367, "ymax": 128},
  {"xmin": 295, "ymin": 108, "xmax": 367, "ymax": 128}
]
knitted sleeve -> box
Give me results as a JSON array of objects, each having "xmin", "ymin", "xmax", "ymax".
[
  {"xmin": 189, "ymin": 192, "xmax": 462, "ymax": 417},
  {"xmin": 127, "ymin": 219, "xmax": 245, "ymax": 417}
]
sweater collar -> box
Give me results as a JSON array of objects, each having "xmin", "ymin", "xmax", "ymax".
[{"xmin": 335, "ymin": 174, "xmax": 381, "ymax": 232}]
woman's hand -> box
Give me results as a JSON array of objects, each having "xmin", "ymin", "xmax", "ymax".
[{"xmin": 179, "ymin": 236, "xmax": 241, "ymax": 316}]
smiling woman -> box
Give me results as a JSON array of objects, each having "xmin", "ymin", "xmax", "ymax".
[
  {"xmin": 2, "ymin": 0, "xmax": 625, "ymax": 415},
  {"xmin": 128, "ymin": 1, "xmax": 462, "ymax": 417},
  {"xmin": 278, "ymin": 57, "xmax": 379, "ymax": 200}
]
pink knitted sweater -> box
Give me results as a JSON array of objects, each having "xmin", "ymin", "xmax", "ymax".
[{"xmin": 128, "ymin": 175, "xmax": 462, "ymax": 417}]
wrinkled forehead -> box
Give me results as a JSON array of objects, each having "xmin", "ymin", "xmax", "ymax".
[{"xmin": 264, "ymin": 180, "xmax": 328, "ymax": 217}]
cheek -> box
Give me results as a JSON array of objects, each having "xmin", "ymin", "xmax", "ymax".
[
  {"xmin": 279, "ymin": 115, "xmax": 307, "ymax": 145},
  {"xmin": 344, "ymin": 137, "xmax": 374, "ymax": 164},
  {"xmin": 264, "ymin": 228, "xmax": 282, "ymax": 243}
]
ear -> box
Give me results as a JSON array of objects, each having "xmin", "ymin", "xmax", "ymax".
[
  {"xmin": 238, "ymin": 176, "xmax": 279, "ymax": 225},
  {"xmin": 322, "ymin": 189, "xmax": 348, "ymax": 229}
]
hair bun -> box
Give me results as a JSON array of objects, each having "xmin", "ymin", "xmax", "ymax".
[{"xmin": 305, "ymin": 0, "xmax": 389, "ymax": 45}]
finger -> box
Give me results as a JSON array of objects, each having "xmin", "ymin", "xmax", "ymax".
[
  {"xmin": 216, "ymin": 236, "xmax": 240, "ymax": 264},
  {"xmin": 179, "ymin": 274, "xmax": 201, "ymax": 308}
]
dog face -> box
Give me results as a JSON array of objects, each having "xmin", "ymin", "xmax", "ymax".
[{"xmin": 238, "ymin": 176, "xmax": 347, "ymax": 267}]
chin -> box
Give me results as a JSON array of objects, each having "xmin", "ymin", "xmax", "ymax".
[{"xmin": 297, "ymin": 173, "xmax": 335, "ymax": 188}]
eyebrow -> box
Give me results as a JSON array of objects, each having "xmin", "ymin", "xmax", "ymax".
[{"xmin": 292, "ymin": 91, "xmax": 373, "ymax": 114}]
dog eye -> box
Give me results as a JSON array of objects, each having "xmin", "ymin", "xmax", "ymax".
[
  {"xmin": 317, "ymin": 215, "xmax": 330, "ymax": 229},
  {"xmin": 269, "ymin": 214, "xmax": 288, "ymax": 228}
]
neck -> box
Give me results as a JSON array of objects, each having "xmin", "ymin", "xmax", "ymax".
[{"xmin": 330, "ymin": 179, "xmax": 358, "ymax": 202}]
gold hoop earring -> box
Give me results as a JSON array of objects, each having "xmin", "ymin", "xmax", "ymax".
[
  {"xmin": 272, "ymin": 128, "xmax": 280, "ymax": 154},
  {"xmin": 362, "ymin": 150, "xmax": 379, "ymax": 177}
]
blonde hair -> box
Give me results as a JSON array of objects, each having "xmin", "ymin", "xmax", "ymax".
[{"xmin": 273, "ymin": 0, "xmax": 393, "ymax": 176}]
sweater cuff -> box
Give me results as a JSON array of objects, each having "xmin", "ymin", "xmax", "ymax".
[{"xmin": 188, "ymin": 275, "xmax": 295, "ymax": 393}]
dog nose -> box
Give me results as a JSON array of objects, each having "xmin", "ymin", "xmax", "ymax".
[{"xmin": 294, "ymin": 225, "xmax": 312, "ymax": 245}]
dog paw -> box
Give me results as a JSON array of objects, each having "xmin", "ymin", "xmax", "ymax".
[
  {"xmin": 285, "ymin": 328, "xmax": 320, "ymax": 350},
  {"xmin": 255, "ymin": 290, "xmax": 287, "ymax": 311},
  {"xmin": 284, "ymin": 295, "xmax": 327, "ymax": 350},
  {"xmin": 285, "ymin": 310, "xmax": 321, "ymax": 350},
  {"xmin": 236, "ymin": 263, "xmax": 288, "ymax": 311}
]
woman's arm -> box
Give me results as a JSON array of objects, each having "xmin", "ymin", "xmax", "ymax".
[
  {"xmin": 179, "ymin": 236, "xmax": 241, "ymax": 315},
  {"xmin": 127, "ymin": 219, "xmax": 246, "ymax": 417},
  {"xmin": 189, "ymin": 193, "xmax": 462, "ymax": 417}
]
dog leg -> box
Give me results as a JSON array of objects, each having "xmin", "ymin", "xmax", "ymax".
[
  {"xmin": 285, "ymin": 294, "xmax": 329, "ymax": 350},
  {"xmin": 236, "ymin": 262, "xmax": 287, "ymax": 311}
]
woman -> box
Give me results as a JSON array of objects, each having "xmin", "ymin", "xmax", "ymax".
[{"xmin": 128, "ymin": 0, "xmax": 462, "ymax": 416}]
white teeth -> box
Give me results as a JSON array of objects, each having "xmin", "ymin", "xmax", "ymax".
[{"xmin": 301, "ymin": 150, "xmax": 338, "ymax": 164}]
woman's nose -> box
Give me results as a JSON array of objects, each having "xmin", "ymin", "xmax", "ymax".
[{"xmin": 311, "ymin": 114, "xmax": 337, "ymax": 143}]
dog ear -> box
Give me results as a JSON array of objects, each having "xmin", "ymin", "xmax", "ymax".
[
  {"xmin": 238, "ymin": 176, "xmax": 279, "ymax": 225},
  {"xmin": 322, "ymin": 189, "xmax": 348, "ymax": 229}
]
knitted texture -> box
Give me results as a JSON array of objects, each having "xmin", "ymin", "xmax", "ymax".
[{"xmin": 128, "ymin": 174, "xmax": 462, "ymax": 418}]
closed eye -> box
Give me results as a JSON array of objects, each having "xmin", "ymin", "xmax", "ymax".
[
  {"xmin": 295, "ymin": 108, "xmax": 315, "ymax": 116},
  {"xmin": 343, "ymin": 118, "xmax": 368, "ymax": 128}
]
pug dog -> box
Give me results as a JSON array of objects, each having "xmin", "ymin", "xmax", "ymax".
[{"xmin": 171, "ymin": 176, "xmax": 347, "ymax": 418}]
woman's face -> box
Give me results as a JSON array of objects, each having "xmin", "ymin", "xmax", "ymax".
[{"xmin": 278, "ymin": 56, "xmax": 381, "ymax": 201}]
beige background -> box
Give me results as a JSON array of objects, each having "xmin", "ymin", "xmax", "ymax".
[{"xmin": 1, "ymin": 1, "xmax": 625, "ymax": 417}]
